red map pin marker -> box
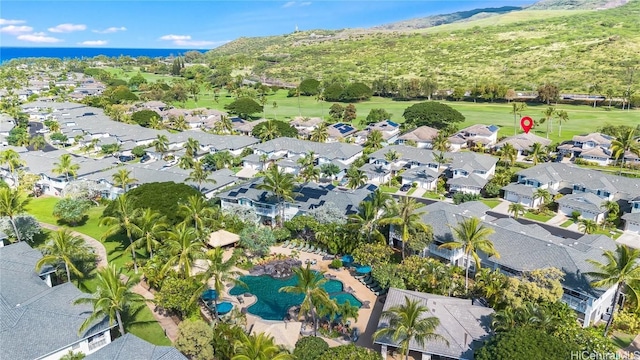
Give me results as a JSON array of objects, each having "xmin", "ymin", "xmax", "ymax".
[{"xmin": 520, "ymin": 116, "xmax": 533, "ymax": 134}]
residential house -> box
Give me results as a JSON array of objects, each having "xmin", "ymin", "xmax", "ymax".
[
  {"xmin": 218, "ymin": 179, "xmax": 375, "ymax": 224},
  {"xmin": 557, "ymin": 193, "xmax": 608, "ymax": 223},
  {"xmin": 353, "ymin": 120, "xmax": 400, "ymax": 145},
  {"xmin": 291, "ymin": 117, "xmax": 324, "ymax": 138},
  {"xmin": 326, "ymin": 122, "xmax": 357, "ymax": 142},
  {"xmin": 493, "ymin": 132, "xmax": 553, "ymax": 157},
  {"xmin": 558, "ymin": 133, "xmax": 615, "ymax": 166},
  {"xmin": 622, "ymin": 196, "xmax": 640, "ymax": 234},
  {"xmin": 396, "ymin": 125, "xmax": 439, "ymax": 149},
  {"xmin": 252, "ymin": 138, "xmax": 363, "ymax": 170},
  {"xmin": 374, "ymin": 288, "xmax": 493, "ymax": 360},
  {"xmin": 85, "ymin": 333, "xmax": 187, "ymax": 360},
  {"xmin": 446, "ymin": 152, "xmax": 497, "ymax": 194},
  {"xmin": 0, "ymin": 242, "xmax": 114, "ymax": 359},
  {"xmin": 456, "ymin": 124, "xmax": 499, "ymax": 148},
  {"xmin": 232, "ymin": 117, "xmax": 268, "ymax": 136},
  {"xmin": 410, "ymin": 201, "xmax": 618, "ymax": 327}
]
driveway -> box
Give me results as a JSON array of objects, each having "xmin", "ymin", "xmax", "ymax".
[{"xmin": 28, "ymin": 122, "xmax": 57, "ymax": 152}]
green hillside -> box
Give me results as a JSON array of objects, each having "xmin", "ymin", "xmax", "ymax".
[{"xmin": 207, "ymin": 0, "xmax": 640, "ymax": 92}]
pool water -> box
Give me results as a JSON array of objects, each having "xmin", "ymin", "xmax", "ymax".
[{"xmin": 229, "ymin": 274, "xmax": 362, "ymax": 320}]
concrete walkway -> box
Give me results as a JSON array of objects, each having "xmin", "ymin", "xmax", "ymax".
[{"xmin": 38, "ymin": 221, "xmax": 179, "ymax": 342}]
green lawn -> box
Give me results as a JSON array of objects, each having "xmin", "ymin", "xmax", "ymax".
[
  {"xmin": 611, "ymin": 331, "xmax": 635, "ymax": 349},
  {"xmin": 406, "ymin": 187, "xmax": 417, "ymax": 196},
  {"xmin": 26, "ymin": 196, "xmax": 171, "ymax": 346},
  {"xmin": 480, "ymin": 199, "xmax": 501, "ymax": 209},
  {"xmin": 380, "ymin": 186, "xmax": 399, "ymax": 193},
  {"xmin": 422, "ymin": 191, "xmax": 442, "ymax": 200},
  {"xmin": 523, "ymin": 211, "xmax": 554, "ymax": 223},
  {"xmin": 560, "ymin": 220, "xmax": 575, "ymax": 228}
]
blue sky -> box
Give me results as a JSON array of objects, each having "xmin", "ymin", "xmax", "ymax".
[{"xmin": 1, "ymin": 0, "xmax": 534, "ymax": 48}]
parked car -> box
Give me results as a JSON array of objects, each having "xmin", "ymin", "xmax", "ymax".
[
  {"xmin": 140, "ymin": 154, "xmax": 152, "ymax": 163},
  {"xmin": 118, "ymin": 155, "xmax": 135, "ymax": 162},
  {"xmin": 400, "ymin": 184, "xmax": 412, "ymax": 192}
]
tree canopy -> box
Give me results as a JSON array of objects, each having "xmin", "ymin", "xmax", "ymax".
[
  {"xmin": 475, "ymin": 328, "xmax": 579, "ymax": 360},
  {"xmin": 251, "ymin": 120, "xmax": 298, "ymax": 139},
  {"xmin": 225, "ymin": 97, "xmax": 263, "ymax": 119},
  {"xmin": 402, "ymin": 101, "xmax": 465, "ymax": 129},
  {"xmin": 131, "ymin": 110, "xmax": 159, "ymax": 127}
]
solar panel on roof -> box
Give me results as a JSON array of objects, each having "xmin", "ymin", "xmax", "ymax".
[
  {"xmin": 333, "ymin": 123, "xmax": 342, "ymax": 128},
  {"xmin": 387, "ymin": 120, "xmax": 399, "ymax": 127},
  {"xmin": 238, "ymin": 188, "xmax": 248, "ymax": 193},
  {"xmin": 487, "ymin": 125, "xmax": 499, "ymax": 132}
]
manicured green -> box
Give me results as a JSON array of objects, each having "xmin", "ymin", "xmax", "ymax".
[
  {"xmin": 422, "ymin": 191, "xmax": 442, "ymax": 200},
  {"xmin": 611, "ymin": 332, "xmax": 635, "ymax": 349},
  {"xmin": 523, "ymin": 210, "xmax": 555, "ymax": 222},
  {"xmin": 480, "ymin": 199, "xmax": 502, "ymax": 209},
  {"xmin": 560, "ymin": 220, "xmax": 575, "ymax": 228},
  {"xmin": 379, "ymin": 186, "xmax": 399, "ymax": 193},
  {"xmin": 406, "ymin": 187, "xmax": 417, "ymax": 196}
]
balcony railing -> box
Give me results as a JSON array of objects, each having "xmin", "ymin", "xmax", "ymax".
[
  {"xmin": 562, "ymin": 294, "xmax": 588, "ymax": 313},
  {"xmin": 428, "ymin": 244, "xmax": 461, "ymax": 260},
  {"xmin": 88, "ymin": 338, "xmax": 107, "ymax": 351}
]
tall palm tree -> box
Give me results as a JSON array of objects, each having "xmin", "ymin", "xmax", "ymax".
[
  {"xmin": 539, "ymin": 106, "xmax": 555, "ymax": 139},
  {"xmin": 100, "ymin": 194, "xmax": 140, "ymax": 273},
  {"xmin": 439, "ymin": 217, "xmax": 499, "ymax": 291},
  {"xmin": 385, "ymin": 149, "xmax": 401, "ymax": 186},
  {"xmin": 498, "ymin": 143, "xmax": 517, "ymax": 167},
  {"xmin": 232, "ymin": 333, "xmax": 293, "ymax": 360},
  {"xmin": 320, "ymin": 163, "xmax": 340, "ymax": 181},
  {"xmin": 611, "ymin": 127, "xmax": 640, "ymax": 175},
  {"xmin": 213, "ymin": 151, "xmax": 235, "ymax": 169},
  {"xmin": 217, "ymin": 115, "xmax": 234, "ymax": 134},
  {"xmin": 36, "ymin": 228, "xmax": 87, "ymax": 283},
  {"xmin": 587, "ymin": 245, "xmax": 640, "ymax": 336},
  {"xmin": 53, "ymin": 153, "xmax": 80, "ymax": 182},
  {"xmin": 130, "ymin": 208, "xmax": 168, "ymax": 259},
  {"xmin": 510, "ymin": 102, "xmax": 527, "ymax": 136},
  {"xmin": 0, "ymin": 149, "xmax": 25, "ymax": 186},
  {"xmin": 579, "ymin": 218, "xmax": 599, "ymax": 234},
  {"xmin": 178, "ymin": 194, "xmax": 213, "ymax": 234},
  {"xmin": 0, "ymin": 188, "xmax": 30, "ymax": 242},
  {"xmin": 257, "ymin": 165, "xmax": 296, "ymax": 227},
  {"xmin": 372, "ymin": 296, "xmax": 448, "ymax": 360},
  {"xmin": 29, "ymin": 135, "xmax": 46, "ymax": 151},
  {"xmin": 184, "ymin": 137, "xmax": 200, "ymax": 159},
  {"xmin": 364, "ymin": 130, "xmax": 384, "ymax": 152},
  {"xmin": 162, "ymin": 223, "xmax": 205, "ymax": 278},
  {"xmin": 186, "ymin": 160, "xmax": 216, "ymax": 192},
  {"xmin": 533, "ymin": 188, "xmax": 551, "ymax": 210},
  {"xmin": 258, "ymin": 121, "xmax": 280, "ymax": 142},
  {"xmin": 432, "ymin": 133, "xmax": 450, "ymax": 152},
  {"xmin": 198, "ymin": 247, "xmax": 243, "ymax": 321},
  {"xmin": 433, "ymin": 151, "xmax": 451, "ymax": 171},
  {"xmin": 112, "ymin": 169, "xmax": 137, "ymax": 192},
  {"xmin": 508, "ymin": 202, "xmax": 525, "ymax": 219},
  {"xmin": 74, "ymin": 264, "xmax": 145, "ymax": 336},
  {"xmin": 153, "ymin": 134, "xmax": 169, "ymax": 159},
  {"xmin": 555, "ymin": 109, "xmax": 569, "ymax": 137},
  {"xmin": 601, "ymin": 200, "xmax": 620, "ymax": 224},
  {"xmin": 528, "ymin": 142, "xmax": 547, "ymax": 165},
  {"xmin": 380, "ymin": 196, "xmax": 429, "ymax": 260},
  {"xmin": 299, "ymin": 164, "xmax": 320, "ymax": 184},
  {"xmin": 280, "ymin": 265, "xmax": 336, "ymax": 336},
  {"xmin": 309, "ymin": 122, "xmax": 329, "ymax": 143},
  {"xmin": 345, "ymin": 166, "xmax": 367, "ymax": 190}
]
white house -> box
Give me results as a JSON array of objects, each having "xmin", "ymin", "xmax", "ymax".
[
  {"xmin": 396, "ymin": 126, "xmax": 439, "ymax": 149},
  {"xmin": 557, "ymin": 192, "xmax": 607, "ymax": 223}
]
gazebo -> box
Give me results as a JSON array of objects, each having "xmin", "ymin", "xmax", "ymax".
[{"xmin": 207, "ymin": 229, "xmax": 240, "ymax": 248}]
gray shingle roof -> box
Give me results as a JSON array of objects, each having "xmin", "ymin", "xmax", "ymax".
[
  {"xmin": 368, "ymin": 145, "xmax": 496, "ymax": 173},
  {"xmin": 397, "ymin": 126, "xmax": 439, "ymax": 142},
  {"xmin": 447, "ymin": 173, "xmax": 488, "ymax": 189},
  {"xmin": 253, "ymin": 138, "xmax": 363, "ymax": 161},
  {"xmin": 557, "ymin": 192, "xmax": 607, "ymax": 213},
  {"xmin": 85, "ymin": 333, "xmax": 187, "ymax": 360},
  {"xmin": 0, "ymin": 242, "xmax": 112, "ymax": 360},
  {"xmin": 494, "ymin": 132, "xmax": 552, "ymax": 151},
  {"xmin": 374, "ymin": 288, "xmax": 493, "ymax": 359}
]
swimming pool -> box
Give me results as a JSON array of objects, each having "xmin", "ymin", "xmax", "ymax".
[{"xmin": 229, "ymin": 274, "xmax": 362, "ymax": 321}]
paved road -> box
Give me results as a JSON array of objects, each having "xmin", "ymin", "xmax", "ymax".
[{"xmin": 28, "ymin": 122, "xmax": 57, "ymax": 152}]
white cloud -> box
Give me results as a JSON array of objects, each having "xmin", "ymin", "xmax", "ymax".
[
  {"xmin": 17, "ymin": 33, "xmax": 63, "ymax": 43},
  {"xmin": 159, "ymin": 34, "xmax": 191, "ymax": 41},
  {"xmin": 48, "ymin": 23, "xmax": 86, "ymax": 33},
  {"xmin": 282, "ymin": 1, "xmax": 296, "ymax": 8},
  {"xmin": 93, "ymin": 26, "xmax": 126, "ymax": 34},
  {"xmin": 0, "ymin": 19, "xmax": 26, "ymax": 25},
  {"xmin": 0, "ymin": 25, "xmax": 33, "ymax": 35},
  {"xmin": 79, "ymin": 40, "xmax": 108, "ymax": 46}
]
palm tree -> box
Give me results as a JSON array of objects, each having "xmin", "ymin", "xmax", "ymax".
[
  {"xmin": 555, "ymin": 109, "xmax": 569, "ymax": 137},
  {"xmin": 348, "ymin": 200, "xmax": 386, "ymax": 243},
  {"xmin": 579, "ymin": 218, "xmax": 598, "ymax": 234},
  {"xmin": 36, "ymin": 228, "xmax": 87, "ymax": 283},
  {"xmin": 257, "ymin": 165, "xmax": 296, "ymax": 227},
  {"xmin": 364, "ymin": 130, "xmax": 384, "ymax": 152},
  {"xmin": 112, "ymin": 169, "xmax": 137, "ymax": 192},
  {"xmin": 601, "ymin": 200, "xmax": 620, "ymax": 225},
  {"xmin": 100, "ymin": 195, "xmax": 140, "ymax": 273},
  {"xmin": 538, "ymin": 106, "xmax": 555, "ymax": 139},
  {"xmin": 0, "ymin": 149, "xmax": 25, "ymax": 186},
  {"xmin": 29, "ymin": 135, "xmax": 46, "ymax": 151},
  {"xmin": 130, "ymin": 208, "xmax": 168, "ymax": 259},
  {"xmin": 53, "ymin": 153, "xmax": 80, "ymax": 182},
  {"xmin": 198, "ymin": 247, "xmax": 243, "ymax": 321},
  {"xmin": 280, "ymin": 265, "xmax": 336, "ymax": 336},
  {"xmin": 508, "ymin": 202, "xmax": 525, "ymax": 219},
  {"xmin": 309, "ymin": 122, "xmax": 329, "ymax": 143},
  {"xmin": 213, "ymin": 151, "xmax": 235, "ymax": 169},
  {"xmin": 611, "ymin": 128, "xmax": 640, "ymax": 175},
  {"xmin": 153, "ymin": 134, "xmax": 169, "ymax": 159},
  {"xmin": 217, "ymin": 115, "xmax": 234, "ymax": 134},
  {"xmin": 184, "ymin": 137, "xmax": 200, "ymax": 158},
  {"xmin": 605, "ymin": 88, "xmax": 615, "ymax": 109},
  {"xmin": 587, "ymin": 245, "xmax": 640, "ymax": 336},
  {"xmin": 498, "ymin": 143, "xmax": 517, "ymax": 167},
  {"xmin": 380, "ymin": 196, "xmax": 429, "ymax": 260},
  {"xmin": 0, "ymin": 188, "xmax": 30, "ymax": 242},
  {"xmin": 510, "ymin": 102, "xmax": 527, "ymax": 136},
  {"xmin": 186, "ymin": 160, "xmax": 216, "ymax": 192},
  {"xmin": 372, "ymin": 296, "xmax": 448, "ymax": 360},
  {"xmin": 178, "ymin": 194, "xmax": 213, "ymax": 234},
  {"xmin": 320, "ymin": 163, "xmax": 340, "ymax": 181},
  {"xmin": 162, "ymin": 223, "xmax": 205, "ymax": 278},
  {"xmin": 533, "ymin": 188, "xmax": 551, "ymax": 210},
  {"xmin": 74, "ymin": 264, "xmax": 145, "ymax": 336},
  {"xmin": 232, "ymin": 332, "xmax": 293, "ymax": 360},
  {"xmin": 384, "ymin": 149, "xmax": 401, "ymax": 186},
  {"xmin": 433, "ymin": 151, "xmax": 451, "ymax": 172},
  {"xmin": 432, "ymin": 133, "xmax": 450, "ymax": 152},
  {"xmin": 148, "ymin": 115, "xmax": 164, "ymax": 130},
  {"xmin": 528, "ymin": 142, "xmax": 547, "ymax": 165},
  {"xmin": 439, "ymin": 217, "xmax": 499, "ymax": 291},
  {"xmin": 258, "ymin": 121, "xmax": 280, "ymax": 142},
  {"xmin": 345, "ymin": 166, "xmax": 367, "ymax": 190},
  {"xmin": 299, "ymin": 164, "xmax": 320, "ymax": 184},
  {"xmin": 48, "ymin": 120, "xmax": 61, "ymax": 133}
]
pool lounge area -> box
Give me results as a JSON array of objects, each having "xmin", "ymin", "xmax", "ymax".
[{"xmin": 229, "ymin": 274, "xmax": 362, "ymax": 321}]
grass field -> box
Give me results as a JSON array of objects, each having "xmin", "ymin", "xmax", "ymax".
[
  {"xmin": 611, "ymin": 331, "xmax": 635, "ymax": 349},
  {"xmin": 26, "ymin": 197, "xmax": 171, "ymax": 346},
  {"xmin": 561, "ymin": 220, "xmax": 574, "ymax": 228},
  {"xmin": 480, "ymin": 199, "xmax": 502, "ymax": 209},
  {"xmin": 523, "ymin": 210, "xmax": 554, "ymax": 223}
]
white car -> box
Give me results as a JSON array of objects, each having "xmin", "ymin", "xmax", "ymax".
[{"xmin": 36, "ymin": 128, "xmax": 49, "ymax": 134}]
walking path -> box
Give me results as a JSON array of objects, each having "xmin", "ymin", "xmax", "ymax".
[{"xmin": 38, "ymin": 221, "xmax": 179, "ymax": 342}]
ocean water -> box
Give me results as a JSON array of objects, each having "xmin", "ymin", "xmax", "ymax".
[{"xmin": 0, "ymin": 47, "xmax": 206, "ymax": 62}]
